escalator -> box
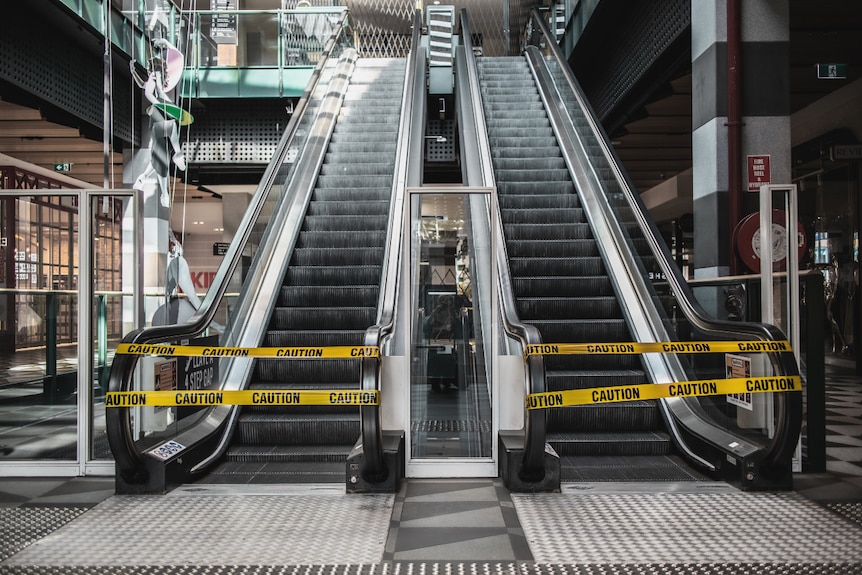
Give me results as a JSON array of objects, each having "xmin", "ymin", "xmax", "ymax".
[
  {"xmin": 458, "ymin": 9, "xmax": 801, "ymax": 490},
  {"xmin": 200, "ymin": 58, "xmax": 407, "ymax": 484},
  {"xmin": 107, "ymin": 9, "xmax": 423, "ymax": 491},
  {"xmin": 476, "ymin": 56, "xmax": 701, "ymax": 482}
]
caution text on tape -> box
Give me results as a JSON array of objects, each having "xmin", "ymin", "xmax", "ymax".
[
  {"xmin": 116, "ymin": 343, "xmax": 379, "ymax": 358},
  {"xmin": 526, "ymin": 375, "xmax": 801, "ymax": 410},
  {"xmin": 105, "ymin": 389, "xmax": 379, "ymax": 407},
  {"xmin": 524, "ymin": 340, "xmax": 791, "ymax": 356}
]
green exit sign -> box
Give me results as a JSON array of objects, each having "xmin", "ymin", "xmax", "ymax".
[
  {"xmin": 53, "ymin": 163, "xmax": 72, "ymax": 172},
  {"xmin": 817, "ymin": 63, "xmax": 846, "ymax": 79}
]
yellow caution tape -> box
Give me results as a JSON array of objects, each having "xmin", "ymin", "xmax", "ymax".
[
  {"xmin": 115, "ymin": 343, "xmax": 379, "ymax": 359},
  {"xmin": 105, "ymin": 389, "xmax": 379, "ymax": 407},
  {"xmin": 524, "ymin": 340, "xmax": 791, "ymax": 356},
  {"xmin": 526, "ymin": 375, "xmax": 802, "ymax": 410}
]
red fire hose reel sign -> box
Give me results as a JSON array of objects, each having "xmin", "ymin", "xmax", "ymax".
[{"xmin": 747, "ymin": 155, "xmax": 771, "ymax": 191}]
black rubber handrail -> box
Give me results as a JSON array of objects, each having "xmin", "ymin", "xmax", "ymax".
[
  {"xmin": 525, "ymin": 10, "xmax": 801, "ymax": 478},
  {"xmin": 357, "ymin": 9, "xmax": 424, "ymax": 482},
  {"xmin": 106, "ymin": 12, "xmax": 352, "ymax": 485}
]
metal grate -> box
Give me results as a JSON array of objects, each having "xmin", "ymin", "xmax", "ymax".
[
  {"xmin": 412, "ymin": 419, "xmax": 491, "ymax": 432},
  {"xmin": 343, "ymin": 0, "xmax": 526, "ymax": 59}
]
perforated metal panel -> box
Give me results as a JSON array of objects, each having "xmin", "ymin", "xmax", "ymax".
[
  {"xmin": 568, "ymin": 0, "xmax": 690, "ymax": 121},
  {"xmin": 182, "ymin": 100, "xmax": 289, "ymax": 163},
  {"xmin": 425, "ymin": 119, "xmax": 456, "ymax": 162},
  {"xmin": 1, "ymin": 7, "xmax": 135, "ymax": 145}
]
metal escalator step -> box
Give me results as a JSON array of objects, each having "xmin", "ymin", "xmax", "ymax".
[
  {"xmin": 295, "ymin": 230, "xmax": 386, "ymax": 248},
  {"xmin": 509, "ymin": 256, "xmax": 603, "ymax": 277},
  {"xmin": 301, "ymin": 214, "xmax": 388, "ymax": 231},
  {"xmin": 498, "ymin": 194, "xmax": 578, "ymax": 209},
  {"xmin": 530, "ymin": 318, "xmax": 631, "ymax": 342},
  {"xmin": 325, "ymin": 141, "xmax": 398, "ymax": 155},
  {"xmin": 254, "ymin": 359, "xmax": 360, "ymax": 383},
  {"xmin": 291, "ymin": 247, "xmax": 385, "ymax": 266},
  {"xmin": 322, "ymin": 152, "xmax": 396, "ymax": 167},
  {"xmin": 548, "ymin": 431, "xmax": 673, "ymax": 456},
  {"xmin": 545, "ymin": 369, "xmax": 646, "ymax": 388},
  {"xmin": 331, "ymin": 122, "xmax": 403, "ymax": 134},
  {"xmin": 235, "ymin": 413, "xmax": 360, "ymax": 445},
  {"xmin": 262, "ymin": 330, "xmax": 365, "ymax": 347},
  {"xmin": 225, "ymin": 444, "xmax": 351, "ymax": 463},
  {"xmin": 548, "ymin": 402, "xmax": 660, "ymax": 432},
  {"xmin": 269, "ymin": 307, "xmax": 376, "ymax": 330},
  {"xmin": 489, "ymin": 127, "xmax": 556, "ymax": 140},
  {"xmin": 496, "ymin": 180, "xmax": 576, "ymax": 194},
  {"xmin": 314, "ymin": 175, "xmax": 393, "ymax": 188},
  {"xmin": 517, "ymin": 296, "xmax": 621, "ymax": 319},
  {"xmin": 284, "ymin": 265, "xmax": 380, "ymax": 285},
  {"xmin": 488, "ymin": 136, "xmax": 559, "ymax": 149},
  {"xmin": 506, "ymin": 239, "xmax": 597, "ymax": 258},
  {"xmin": 311, "ymin": 188, "xmax": 390, "ymax": 202},
  {"xmin": 512, "ymin": 276, "xmax": 614, "ymax": 297},
  {"xmin": 201, "ymin": 460, "xmax": 346, "ymax": 484},
  {"xmin": 278, "ymin": 285, "xmax": 378, "ymax": 307},
  {"xmin": 483, "ymin": 94, "xmax": 543, "ymax": 105},
  {"xmin": 306, "ymin": 200, "xmax": 389, "ymax": 217},
  {"xmin": 483, "ymin": 109, "xmax": 547, "ymax": 121},
  {"xmin": 503, "ymin": 222, "xmax": 593, "ymax": 240},
  {"xmin": 544, "ymin": 354, "xmax": 645, "ymax": 371},
  {"xmin": 502, "ymin": 208, "xmax": 586, "ymax": 224},
  {"xmin": 493, "ymin": 156, "xmax": 564, "ymax": 170},
  {"xmin": 318, "ymin": 162, "xmax": 395, "ymax": 176},
  {"xmin": 559, "ymin": 455, "xmax": 708, "ymax": 482}
]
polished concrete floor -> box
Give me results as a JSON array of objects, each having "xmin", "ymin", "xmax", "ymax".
[{"xmin": 0, "ymin": 360, "xmax": 860, "ymax": 573}]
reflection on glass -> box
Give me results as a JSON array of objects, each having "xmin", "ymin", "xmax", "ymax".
[
  {"xmin": 0, "ymin": 194, "xmax": 131, "ymax": 461},
  {"xmin": 814, "ymin": 231, "xmax": 829, "ymax": 265},
  {"xmin": 410, "ymin": 194, "xmax": 490, "ymax": 459}
]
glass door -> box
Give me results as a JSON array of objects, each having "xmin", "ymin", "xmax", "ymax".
[{"xmin": 407, "ymin": 188, "xmax": 496, "ymax": 477}]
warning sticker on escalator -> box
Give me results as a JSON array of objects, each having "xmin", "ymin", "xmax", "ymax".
[
  {"xmin": 105, "ymin": 389, "xmax": 380, "ymax": 407},
  {"xmin": 115, "ymin": 343, "xmax": 380, "ymax": 358},
  {"xmin": 523, "ymin": 340, "xmax": 791, "ymax": 356},
  {"xmin": 525, "ymin": 375, "xmax": 801, "ymax": 410}
]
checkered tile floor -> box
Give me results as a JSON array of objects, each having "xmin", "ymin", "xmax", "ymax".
[
  {"xmin": 0, "ymin": 360, "xmax": 860, "ymax": 573},
  {"xmin": 821, "ymin": 372, "xmax": 862, "ymax": 476}
]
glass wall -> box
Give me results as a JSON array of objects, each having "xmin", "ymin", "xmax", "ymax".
[
  {"xmin": 0, "ymin": 190, "xmax": 136, "ymax": 472},
  {"xmin": 794, "ymin": 135, "xmax": 861, "ymax": 361},
  {"xmin": 409, "ymin": 192, "xmax": 492, "ymax": 464}
]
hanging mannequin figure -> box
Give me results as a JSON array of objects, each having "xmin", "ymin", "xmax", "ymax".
[
  {"xmin": 131, "ymin": 38, "xmax": 189, "ymax": 208},
  {"xmin": 166, "ymin": 231, "xmax": 201, "ymax": 311},
  {"xmin": 152, "ymin": 231, "xmax": 200, "ymax": 325}
]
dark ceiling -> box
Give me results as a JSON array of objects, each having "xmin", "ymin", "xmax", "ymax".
[
  {"xmin": 0, "ymin": 1, "xmax": 859, "ymax": 198},
  {"xmin": 607, "ymin": 0, "xmax": 862, "ymax": 199}
]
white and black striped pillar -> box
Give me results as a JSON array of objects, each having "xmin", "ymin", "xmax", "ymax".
[{"xmin": 692, "ymin": 0, "xmax": 791, "ymax": 279}]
